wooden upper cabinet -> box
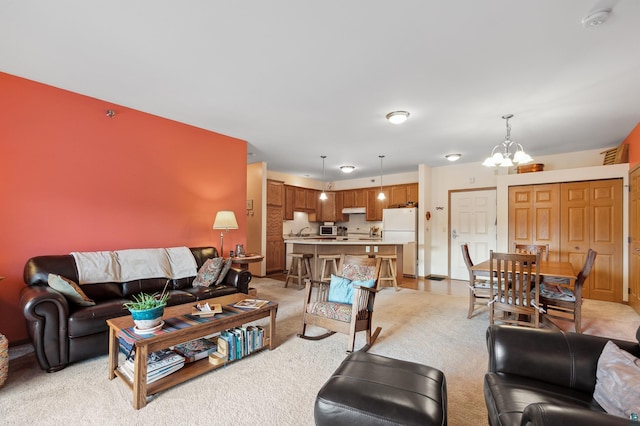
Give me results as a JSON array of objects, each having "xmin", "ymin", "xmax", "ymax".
[
  {"xmin": 305, "ymin": 189, "xmax": 317, "ymax": 212},
  {"xmin": 389, "ymin": 183, "xmax": 419, "ymax": 207},
  {"xmin": 294, "ymin": 187, "xmax": 306, "ymax": 210},
  {"xmin": 267, "ymin": 179, "xmax": 284, "ymax": 207},
  {"xmin": 342, "ymin": 188, "xmax": 367, "ymax": 208},
  {"xmin": 366, "ymin": 188, "xmax": 388, "ymax": 221},
  {"xmin": 284, "ymin": 185, "xmax": 294, "ymax": 220}
]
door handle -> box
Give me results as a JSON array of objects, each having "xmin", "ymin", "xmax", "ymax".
[{"xmin": 451, "ymin": 229, "xmax": 458, "ymax": 239}]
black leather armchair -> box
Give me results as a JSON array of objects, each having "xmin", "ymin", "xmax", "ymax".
[{"xmin": 484, "ymin": 324, "xmax": 640, "ymax": 426}]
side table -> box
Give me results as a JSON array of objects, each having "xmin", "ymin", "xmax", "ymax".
[{"xmin": 231, "ymin": 253, "xmax": 264, "ymax": 270}]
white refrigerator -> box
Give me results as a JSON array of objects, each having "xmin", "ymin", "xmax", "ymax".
[{"xmin": 382, "ymin": 208, "xmax": 418, "ymax": 277}]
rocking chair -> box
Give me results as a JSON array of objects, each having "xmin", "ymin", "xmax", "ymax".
[{"xmin": 298, "ymin": 254, "xmax": 382, "ymax": 352}]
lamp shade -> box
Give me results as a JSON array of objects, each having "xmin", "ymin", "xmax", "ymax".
[{"xmin": 213, "ymin": 211, "xmax": 239, "ymax": 230}]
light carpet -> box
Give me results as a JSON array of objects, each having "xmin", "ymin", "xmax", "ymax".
[{"xmin": 2, "ymin": 278, "xmax": 638, "ymax": 425}]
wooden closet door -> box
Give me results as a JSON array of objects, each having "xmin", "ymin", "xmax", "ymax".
[
  {"xmin": 560, "ymin": 179, "xmax": 623, "ymax": 302},
  {"xmin": 509, "ymin": 184, "xmax": 560, "ymax": 261}
]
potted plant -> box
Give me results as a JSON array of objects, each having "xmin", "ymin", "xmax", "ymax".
[{"xmin": 123, "ymin": 281, "xmax": 171, "ymax": 330}]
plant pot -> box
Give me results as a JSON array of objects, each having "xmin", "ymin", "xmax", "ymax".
[{"xmin": 129, "ymin": 305, "xmax": 165, "ymax": 330}]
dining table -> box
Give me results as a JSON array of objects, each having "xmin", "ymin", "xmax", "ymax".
[
  {"xmin": 470, "ymin": 259, "xmax": 577, "ymax": 287},
  {"xmin": 471, "ymin": 258, "xmax": 577, "ymax": 329}
]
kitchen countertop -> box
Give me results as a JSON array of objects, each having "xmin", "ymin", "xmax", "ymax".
[{"xmin": 284, "ymin": 238, "xmax": 392, "ymax": 245}]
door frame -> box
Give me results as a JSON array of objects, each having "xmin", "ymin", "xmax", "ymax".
[{"xmin": 448, "ymin": 187, "xmax": 497, "ymax": 279}]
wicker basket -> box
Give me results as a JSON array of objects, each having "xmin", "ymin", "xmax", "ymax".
[{"xmin": 0, "ymin": 333, "xmax": 7, "ymax": 387}]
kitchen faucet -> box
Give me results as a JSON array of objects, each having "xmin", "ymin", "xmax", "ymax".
[{"xmin": 295, "ymin": 226, "xmax": 310, "ymax": 237}]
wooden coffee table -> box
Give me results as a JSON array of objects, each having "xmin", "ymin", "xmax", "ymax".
[{"xmin": 107, "ymin": 293, "xmax": 277, "ymax": 409}]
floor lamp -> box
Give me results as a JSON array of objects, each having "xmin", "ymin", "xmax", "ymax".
[{"xmin": 213, "ymin": 211, "xmax": 238, "ymax": 258}]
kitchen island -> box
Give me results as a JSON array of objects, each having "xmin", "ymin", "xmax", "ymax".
[{"xmin": 284, "ymin": 238, "xmax": 405, "ymax": 280}]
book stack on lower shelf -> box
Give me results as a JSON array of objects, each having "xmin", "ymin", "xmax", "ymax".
[
  {"xmin": 209, "ymin": 325, "xmax": 268, "ymax": 366},
  {"xmin": 172, "ymin": 337, "xmax": 218, "ymax": 362},
  {"xmin": 119, "ymin": 348, "xmax": 185, "ymax": 384}
]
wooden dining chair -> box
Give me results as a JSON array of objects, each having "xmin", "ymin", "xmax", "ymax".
[
  {"xmin": 298, "ymin": 255, "xmax": 382, "ymax": 352},
  {"xmin": 489, "ymin": 250, "xmax": 542, "ymax": 328},
  {"xmin": 538, "ymin": 249, "xmax": 597, "ymax": 333},
  {"xmin": 513, "ymin": 243, "xmax": 550, "ymax": 261},
  {"xmin": 461, "ymin": 244, "xmax": 495, "ymax": 318}
]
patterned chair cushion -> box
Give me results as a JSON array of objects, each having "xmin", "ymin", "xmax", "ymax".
[
  {"xmin": 342, "ymin": 263, "xmax": 376, "ymax": 281},
  {"xmin": 539, "ymin": 283, "xmax": 576, "ymax": 302},
  {"xmin": 306, "ymin": 301, "xmax": 353, "ymax": 322}
]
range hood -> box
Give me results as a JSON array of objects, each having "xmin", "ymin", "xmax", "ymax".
[{"xmin": 342, "ymin": 207, "xmax": 366, "ymax": 214}]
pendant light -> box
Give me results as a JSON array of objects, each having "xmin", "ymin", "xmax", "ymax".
[
  {"xmin": 319, "ymin": 155, "xmax": 328, "ymax": 200},
  {"xmin": 482, "ymin": 114, "xmax": 533, "ymax": 168},
  {"xmin": 377, "ymin": 155, "xmax": 386, "ymax": 200}
]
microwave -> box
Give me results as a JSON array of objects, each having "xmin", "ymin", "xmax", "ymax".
[{"xmin": 319, "ymin": 225, "xmax": 338, "ymax": 236}]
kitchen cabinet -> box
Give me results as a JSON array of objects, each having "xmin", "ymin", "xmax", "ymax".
[
  {"xmin": 305, "ymin": 189, "xmax": 317, "ymax": 212},
  {"xmin": 285, "ymin": 185, "xmax": 317, "ymax": 218},
  {"xmin": 284, "ymin": 185, "xmax": 294, "ymax": 220},
  {"xmin": 267, "ymin": 180, "xmax": 284, "ymax": 206},
  {"xmin": 266, "ymin": 179, "xmax": 285, "ymax": 273},
  {"xmin": 266, "ymin": 205, "xmax": 285, "ymax": 273},
  {"xmin": 366, "ymin": 188, "xmax": 389, "ymax": 221},
  {"xmin": 317, "ymin": 192, "xmax": 346, "ymax": 222},
  {"xmin": 342, "ymin": 188, "xmax": 367, "ymax": 208},
  {"xmin": 294, "ymin": 187, "xmax": 307, "ymax": 210},
  {"xmin": 389, "ymin": 183, "xmax": 419, "ymax": 207}
]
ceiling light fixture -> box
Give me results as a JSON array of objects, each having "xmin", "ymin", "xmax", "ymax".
[
  {"xmin": 445, "ymin": 154, "xmax": 462, "ymax": 162},
  {"xmin": 482, "ymin": 114, "xmax": 533, "ymax": 168},
  {"xmin": 377, "ymin": 155, "xmax": 386, "ymax": 200},
  {"xmin": 319, "ymin": 155, "xmax": 328, "ymax": 201},
  {"xmin": 386, "ymin": 111, "xmax": 410, "ymax": 124},
  {"xmin": 340, "ymin": 165, "xmax": 355, "ymax": 173},
  {"xmin": 582, "ymin": 9, "xmax": 611, "ymax": 28}
]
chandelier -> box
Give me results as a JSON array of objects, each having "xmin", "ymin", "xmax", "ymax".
[{"xmin": 482, "ymin": 114, "xmax": 533, "ymax": 168}]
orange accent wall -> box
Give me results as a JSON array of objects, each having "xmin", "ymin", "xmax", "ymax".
[
  {"xmin": 624, "ymin": 122, "xmax": 640, "ymax": 168},
  {"xmin": 0, "ymin": 72, "xmax": 247, "ymax": 343}
]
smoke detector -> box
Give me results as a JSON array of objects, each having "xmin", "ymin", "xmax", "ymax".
[{"xmin": 582, "ymin": 9, "xmax": 611, "ymax": 28}]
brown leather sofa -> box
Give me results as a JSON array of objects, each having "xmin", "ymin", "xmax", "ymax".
[
  {"xmin": 20, "ymin": 247, "xmax": 251, "ymax": 372},
  {"xmin": 484, "ymin": 324, "xmax": 640, "ymax": 425}
]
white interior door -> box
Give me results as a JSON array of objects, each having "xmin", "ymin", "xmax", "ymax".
[{"xmin": 449, "ymin": 189, "xmax": 497, "ymax": 280}]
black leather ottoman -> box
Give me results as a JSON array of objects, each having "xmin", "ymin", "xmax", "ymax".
[{"xmin": 315, "ymin": 351, "xmax": 447, "ymax": 426}]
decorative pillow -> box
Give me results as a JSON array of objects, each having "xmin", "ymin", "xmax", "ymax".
[
  {"xmin": 327, "ymin": 275, "xmax": 354, "ymax": 304},
  {"xmin": 192, "ymin": 257, "xmax": 224, "ymax": 287},
  {"xmin": 593, "ymin": 340, "xmax": 640, "ymax": 418},
  {"xmin": 48, "ymin": 274, "xmax": 95, "ymax": 306},
  {"xmin": 215, "ymin": 258, "xmax": 233, "ymax": 285}
]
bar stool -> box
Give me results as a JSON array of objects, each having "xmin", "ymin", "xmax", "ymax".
[
  {"xmin": 285, "ymin": 253, "xmax": 313, "ymax": 289},
  {"xmin": 318, "ymin": 254, "xmax": 341, "ymax": 282},
  {"xmin": 376, "ymin": 254, "xmax": 399, "ymax": 291}
]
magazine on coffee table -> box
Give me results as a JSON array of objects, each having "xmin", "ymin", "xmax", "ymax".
[{"xmin": 233, "ymin": 299, "xmax": 269, "ymax": 309}]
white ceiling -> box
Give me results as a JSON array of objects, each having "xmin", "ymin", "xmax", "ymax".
[{"xmin": 2, "ymin": 0, "xmax": 639, "ymax": 181}]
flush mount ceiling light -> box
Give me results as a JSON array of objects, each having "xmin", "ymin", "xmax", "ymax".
[
  {"xmin": 482, "ymin": 114, "xmax": 533, "ymax": 168},
  {"xmin": 319, "ymin": 155, "xmax": 328, "ymax": 201},
  {"xmin": 445, "ymin": 154, "xmax": 462, "ymax": 162},
  {"xmin": 582, "ymin": 9, "xmax": 611, "ymax": 28},
  {"xmin": 385, "ymin": 111, "xmax": 410, "ymax": 124},
  {"xmin": 340, "ymin": 165, "xmax": 356, "ymax": 173}
]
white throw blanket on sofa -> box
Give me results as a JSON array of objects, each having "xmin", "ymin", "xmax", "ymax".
[{"xmin": 71, "ymin": 247, "xmax": 198, "ymax": 284}]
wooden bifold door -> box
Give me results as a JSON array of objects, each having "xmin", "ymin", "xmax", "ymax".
[{"xmin": 509, "ymin": 179, "xmax": 623, "ymax": 303}]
